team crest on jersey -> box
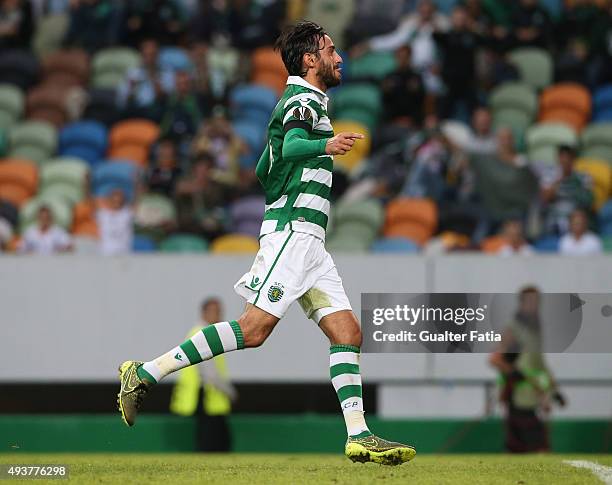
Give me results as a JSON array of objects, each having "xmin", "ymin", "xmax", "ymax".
[
  {"xmin": 268, "ymin": 283, "xmax": 285, "ymax": 303},
  {"xmin": 293, "ymin": 106, "xmax": 312, "ymax": 121}
]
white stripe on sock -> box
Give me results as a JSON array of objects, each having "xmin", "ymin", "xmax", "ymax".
[
  {"xmin": 191, "ymin": 330, "xmax": 213, "ymax": 361},
  {"xmin": 340, "ymin": 396, "xmax": 363, "ymax": 414},
  {"xmin": 330, "ymin": 351, "xmax": 359, "ymax": 367},
  {"xmin": 332, "ymin": 373, "xmax": 362, "ymax": 392},
  {"xmin": 216, "ymin": 321, "xmax": 238, "ymax": 352}
]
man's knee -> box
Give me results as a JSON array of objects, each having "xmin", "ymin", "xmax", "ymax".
[
  {"xmin": 237, "ymin": 306, "xmax": 279, "ymax": 348},
  {"xmin": 320, "ymin": 310, "xmax": 362, "ymax": 347}
]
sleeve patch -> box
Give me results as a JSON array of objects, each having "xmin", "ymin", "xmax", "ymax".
[{"xmin": 293, "ymin": 106, "xmax": 313, "ymax": 121}]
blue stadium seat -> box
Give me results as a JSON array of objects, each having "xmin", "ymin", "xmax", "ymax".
[
  {"xmin": 159, "ymin": 47, "xmax": 194, "ymax": 73},
  {"xmin": 598, "ymin": 200, "xmax": 612, "ymax": 235},
  {"xmin": 92, "ymin": 161, "xmax": 138, "ymax": 201},
  {"xmin": 132, "ymin": 234, "xmax": 157, "ymax": 252},
  {"xmin": 230, "ymin": 84, "xmax": 278, "ymax": 124},
  {"xmin": 59, "ymin": 120, "xmax": 108, "ymax": 166},
  {"xmin": 533, "ymin": 235, "xmax": 559, "ymax": 252},
  {"xmin": 371, "ymin": 237, "xmax": 420, "ymax": 253},
  {"xmin": 593, "ymin": 85, "xmax": 612, "ymax": 121},
  {"xmin": 233, "ymin": 120, "xmax": 265, "ymax": 168}
]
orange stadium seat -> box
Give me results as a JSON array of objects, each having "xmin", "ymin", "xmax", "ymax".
[
  {"xmin": 26, "ymin": 84, "xmax": 70, "ymax": 128},
  {"xmin": 108, "ymin": 119, "xmax": 159, "ymax": 166},
  {"xmin": 251, "ymin": 47, "xmax": 288, "ymax": 97},
  {"xmin": 383, "ymin": 198, "xmax": 437, "ymax": 246},
  {"xmin": 539, "ymin": 83, "xmax": 591, "ymax": 131},
  {"xmin": 42, "ymin": 49, "xmax": 90, "ymax": 88},
  {"xmin": 480, "ymin": 236, "xmax": 507, "ymax": 253},
  {"xmin": 0, "ymin": 158, "xmax": 38, "ymax": 206},
  {"xmin": 108, "ymin": 145, "xmax": 149, "ymax": 166}
]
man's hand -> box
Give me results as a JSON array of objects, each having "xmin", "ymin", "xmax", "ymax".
[{"xmin": 325, "ymin": 132, "xmax": 364, "ymax": 156}]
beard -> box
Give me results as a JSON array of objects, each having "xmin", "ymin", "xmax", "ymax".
[{"xmin": 317, "ymin": 60, "xmax": 341, "ymax": 89}]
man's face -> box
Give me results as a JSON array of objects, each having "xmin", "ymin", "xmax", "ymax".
[
  {"xmin": 496, "ymin": 128, "xmax": 514, "ymax": 152},
  {"xmin": 203, "ymin": 301, "xmax": 222, "ymax": 323},
  {"xmin": 109, "ymin": 190, "xmax": 125, "ymax": 210},
  {"xmin": 570, "ymin": 211, "xmax": 588, "ymax": 235},
  {"xmin": 38, "ymin": 208, "xmax": 52, "ymax": 228},
  {"xmin": 141, "ymin": 40, "xmax": 158, "ymax": 66},
  {"xmin": 520, "ymin": 292, "xmax": 540, "ymax": 315},
  {"xmin": 314, "ymin": 34, "xmax": 342, "ymax": 89},
  {"xmin": 558, "ymin": 150, "xmax": 575, "ymax": 175},
  {"xmin": 473, "ymin": 108, "xmax": 491, "ymax": 135}
]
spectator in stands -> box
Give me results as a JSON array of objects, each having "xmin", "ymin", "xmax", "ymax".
[
  {"xmin": 587, "ymin": 2, "xmax": 612, "ymax": 87},
  {"xmin": 123, "ymin": 0, "xmax": 185, "ymax": 46},
  {"xmin": 175, "ymin": 153, "xmax": 226, "ymax": 240},
  {"xmin": 64, "ymin": 0, "xmax": 121, "ymax": 53},
  {"xmin": 117, "ymin": 38, "xmax": 175, "ymax": 119},
  {"xmin": 19, "ymin": 206, "xmax": 73, "ymax": 255},
  {"xmin": 146, "ymin": 137, "xmax": 183, "ymax": 197},
  {"xmin": 381, "ymin": 45, "xmax": 425, "ymax": 128},
  {"xmin": 539, "ymin": 145, "xmax": 593, "ymax": 235},
  {"xmin": 0, "ymin": 216, "xmax": 13, "ymax": 252},
  {"xmin": 353, "ymin": 0, "xmax": 450, "ymax": 94},
  {"xmin": 0, "ymin": 0, "xmax": 33, "ymax": 49},
  {"xmin": 559, "ymin": 209, "xmax": 603, "ymax": 256},
  {"xmin": 96, "ymin": 188, "xmax": 134, "ymax": 255},
  {"xmin": 191, "ymin": 111, "xmax": 241, "ymax": 189},
  {"xmin": 510, "ymin": 0, "xmax": 553, "ymax": 49},
  {"xmin": 463, "ymin": 127, "xmax": 538, "ymax": 236},
  {"xmin": 434, "ymin": 5, "xmax": 483, "ymax": 121},
  {"xmin": 465, "ymin": 107, "xmax": 497, "ymax": 156},
  {"xmin": 158, "ymin": 70, "xmax": 210, "ymax": 142},
  {"xmin": 497, "ymin": 219, "xmax": 534, "ymax": 256}
]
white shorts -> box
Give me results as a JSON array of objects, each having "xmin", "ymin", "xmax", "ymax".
[{"xmin": 234, "ymin": 230, "xmax": 352, "ymax": 323}]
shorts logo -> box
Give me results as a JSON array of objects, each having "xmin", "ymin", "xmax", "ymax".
[
  {"xmin": 268, "ymin": 283, "xmax": 284, "ymax": 303},
  {"xmin": 293, "ymin": 106, "xmax": 312, "ymax": 121}
]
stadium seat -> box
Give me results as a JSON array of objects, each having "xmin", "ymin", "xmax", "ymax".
[
  {"xmin": 0, "ymin": 84, "xmax": 24, "ymax": 130},
  {"xmin": 132, "ymin": 234, "xmax": 157, "ymax": 252},
  {"xmin": 331, "ymin": 120, "xmax": 371, "ymax": 173},
  {"xmin": 91, "ymin": 161, "xmax": 138, "ymax": 201},
  {"xmin": 489, "ymin": 82, "xmax": 538, "ymax": 119},
  {"xmin": 508, "ymin": 48, "xmax": 553, "ymax": 90},
  {"xmin": 26, "ymin": 84, "xmax": 70, "ymax": 128},
  {"xmin": 59, "ymin": 120, "xmax": 108, "ymax": 166},
  {"xmin": 383, "ymin": 197, "xmax": 437, "ymax": 246},
  {"xmin": 533, "ymin": 235, "xmax": 560, "ymax": 252},
  {"xmin": 42, "ymin": 49, "xmax": 90, "ymax": 88},
  {"xmin": 230, "ymin": 195, "xmax": 265, "ymax": 239},
  {"xmin": 252, "ymin": 70, "xmax": 287, "ymax": 98},
  {"xmin": 230, "ymin": 84, "xmax": 278, "ymax": 125},
  {"xmin": 92, "ymin": 48, "xmax": 141, "ymax": 89},
  {"xmin": 71, "ymin": 199, "xmax": 98, "ymax": 237},
  {"xmin": 347, "ymin": 51, "xmax": 396, "ymax": 81},
  {"xmin": 331, "ymin": 84, "xmax": 382, "ymax": 120},
  {"xmin": 20, "ymin": 193, "xmax": 73, "ymax": 231},
  {"xmin": 574, "ymin": 158, "xmax": 611, "ymax": 209},
  {"xmin": 158, "ymin": 47, "xmax": 194, "ymax": 73},
  {"xmin": 134, "ymin": 193, "xmax": 176, "ymax": 228},
  {"xmin": 539, "ymin": 83, "xmax": 591, "ymax": 119},
  {"xmin": 0, "ymin": 50, "xmax": 40, "ymax": 90},
  {"xmin": 210, "ymin": 234, "xmax": 259, "ymax": 253},
  {"xmin": 0, "ymin": 158, "xmax": 38, "ymax": 207},
  {"xmin": 325, "ymin": 233, "xmax": 371, "ymax": 252},
  {"xmin": 32, "ymin": 14, "xmax": 69, "ymax": 58},
  {"xmin": 305, "ymin": 0, "xmax": 355, "ymax": 50},
  {"xmin": 593, "ymin": 85, "xmax": 612, "ymax": 122},
  {"xmin": 233, "ymin": 120, "xmax": 266, "ymax": 168},
  {"xmin": 108, "ymin": 119, "xmax": 159, "ymax": 167},
  {"xmin": 580, "ymin": 123, "xmax": 612, "ymax": 163},
  {"xmin": 82, "ymin": 89, "xmax": 119, "ymax": 126},
  {"xmin": 327, "ymin": 198, "xmax": 384, "ymax": 250},
  {"xmin": 251, "ymin": 48, "xmax": 288, "ymax": 97},
  {"xmin": 526, "ymin": 122, "xmax": 578, "ymax": 164},
  {"xmin": 8, "ymin": 121, "xmax": 57, "ymax": 165},
  {"xmin": 39, "ymin": 157, "xmax": 89, "ymax": 205},
  {"xmin": 371, "ymin": 237, "xmax": 420, "ymax": 253},
  {"xmin": 160, "ymin": 234, "xmax": 208, "ymax": 253}
]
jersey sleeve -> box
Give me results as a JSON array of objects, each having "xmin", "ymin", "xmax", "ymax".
[{"xmin": 282, "ymin": 97, "xmax": 320, "ymax": 133}]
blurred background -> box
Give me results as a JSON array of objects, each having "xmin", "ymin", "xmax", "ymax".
[{"xmin": 1, "ymin": 0, "xmax": 612, "ymax": 455}]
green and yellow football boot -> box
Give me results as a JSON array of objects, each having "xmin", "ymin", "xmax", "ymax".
[
  {"xmin": 117, "ymin": 360, "xmax": 153, "ymax": 427},
  {"xmin": 345, "ymin": 434, "xmax": 416, "ymax": 466}
]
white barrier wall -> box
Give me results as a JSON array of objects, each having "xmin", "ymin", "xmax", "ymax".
[{"xmin": 1, "ymin": 254, "xmax": 611, "ymax": 417}]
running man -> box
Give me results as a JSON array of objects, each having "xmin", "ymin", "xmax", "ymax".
[{"xmin": 117, "ymin": 20, "xmax": 416, "ymax": 466}]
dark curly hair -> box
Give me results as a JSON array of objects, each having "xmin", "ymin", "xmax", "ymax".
[{"xmin": 274, "ymin": 21, "xmax": 327, "ymax": 77}]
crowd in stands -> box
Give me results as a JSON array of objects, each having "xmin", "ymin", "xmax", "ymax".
[{"xmin": 1, "ymin": 0, "xmax": 612, "ymax": 256}]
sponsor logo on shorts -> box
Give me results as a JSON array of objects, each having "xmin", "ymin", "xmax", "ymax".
[
  {"xmin": 249, "ymin": 276, "xmax": 260, "ymax": 289},
  {"xmin": 268, "ymin": 283, "xmax": 284, "ymax": 303}
]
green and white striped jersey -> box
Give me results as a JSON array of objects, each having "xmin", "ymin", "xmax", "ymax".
[{"xmin": 255, "ymin": 76, "xmax": 334, "ymax": 241}]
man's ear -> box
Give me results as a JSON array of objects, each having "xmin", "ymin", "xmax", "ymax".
[{"xmin": 303, "ymin": 52, "xmax": 317, "ymax": 70}]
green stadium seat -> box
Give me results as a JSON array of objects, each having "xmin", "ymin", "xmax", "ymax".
[
  {"xmin": 0, "ymin": 84, "xmax": 24, "ymax": 130},
  {"xmin": 134, "ymin": 193, "xmax": 177, "ymax": 228},
  {"xmin": 489, "ymin": 82, "xmax": 538, "ymax": 118},
  {"xmin": 348, "ymin": 52, "xmax": 397, "ymax": 81},
  {"xmin": 580, "ymin": 123, "xmax": 612, "ymax": 163},
  {"xmin": 508, "ymin": 47, "xmax": 553, "ymax": 90},
  {"xmin": 8, "ymin": 121, "xmax": 57, "ymax": 165},
  {"xmin": 39, "ymin": 157, "xmax": 89, "ymax": 204},
  {"xmin": 160, "ymin": 234, "xmax": 208, "ymax": 253},
  {"xmin": 32, "ymin": 14, "xmax": 69, "ymax": 58},
  {"xmin": 327, "ymin": 198, "xmax": 384, "ymax": 250},
  {"xmin": 331, "ymin": 84, "xmax": 382, "ymax": 118},
  {"xmin": 92, "ymin": 48, "xmax": 141, "ymax": 89},
  {"xmin": 526, "ymin": 122, "xmax": 577, "ymax": 164}
]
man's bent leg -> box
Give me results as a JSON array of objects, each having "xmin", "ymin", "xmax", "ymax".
[
  {"xmin": 319, "ymin": 310, "xmax": 416, "ymax": 465},
  {"xmin": 118, "ymin": 304, "xmax": 279, "ymax": 426}
]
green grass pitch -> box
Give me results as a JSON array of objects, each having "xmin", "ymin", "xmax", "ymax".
[{"xmin": 1, "ymin": 454, "xmax": 611, "ymax": 484}]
